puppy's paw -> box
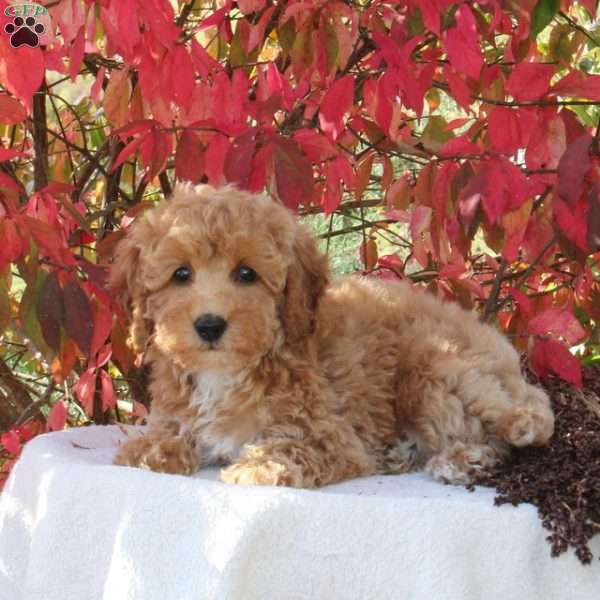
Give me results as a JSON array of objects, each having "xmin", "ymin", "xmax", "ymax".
[
  {"xmin": 425, "ymin": 443, "xmax": 498, "ymax": 485},
  {"xmin": 114, "ymin": 435, "xmax": 199, "ymax": 475},
  {"xmin": 499, "ymin": 404, "xmax": 554, "ymax": 448},
  {"xmin": 221, "ymin": 459, "xmax": 299, "ymax": 487}
]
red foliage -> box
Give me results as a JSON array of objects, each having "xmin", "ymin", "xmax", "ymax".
[{"xmin": 0, "ymin": 0, "xmax": 599, "ymax": 481}]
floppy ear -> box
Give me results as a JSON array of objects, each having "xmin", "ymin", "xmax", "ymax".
[
  {"xmin": 108, "ymin": 222, "xmax": 153, "ymax": 353},
  {"xmin": 282, "ymin": 224, "xmax": 329, "ymax": 344}
]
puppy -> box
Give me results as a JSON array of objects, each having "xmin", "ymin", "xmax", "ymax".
[{"xmin": 110, "ymin": 184, "xmax": 554, "ymax": 487}]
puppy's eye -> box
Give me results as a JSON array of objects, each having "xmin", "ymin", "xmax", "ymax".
[
  {"xmin": 173, "ymin": 266, "xmax": 192, "ymax": 284},
  {"xmin": 234, "ymin": 265, "xmax": 257, "ymax": 284}
]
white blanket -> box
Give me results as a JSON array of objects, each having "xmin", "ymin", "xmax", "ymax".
[{"xmin": 0, "ymin": 426, "xmax": 598, "ymax": 600}]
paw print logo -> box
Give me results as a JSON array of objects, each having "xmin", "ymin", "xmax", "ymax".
[{"xmin": 4, "ymin": 15, "xmax": 44, "ymax": 48}]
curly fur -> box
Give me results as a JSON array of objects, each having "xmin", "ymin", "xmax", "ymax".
[{"xmin": 111, "ymin": 184, "xmax": 554, "ymax": 488}]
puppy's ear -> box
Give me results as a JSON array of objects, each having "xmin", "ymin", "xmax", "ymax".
[
  {"xmin": 282, "ymin": 224, "xmax": 329, "ymax": 344},
  {"xmin": 108, "ymin": 221, "xmax": 153, "ymax": 353}
]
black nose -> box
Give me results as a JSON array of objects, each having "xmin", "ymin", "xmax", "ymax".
[{"xmin": 194, "ymin": 314, "xmax": 228, "ymax": 342}]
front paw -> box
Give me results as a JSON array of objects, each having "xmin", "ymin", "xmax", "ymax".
[
  {"xmin": 113, "ymin": 435, "xmax": 199, "ymax": 476},
  {"xmin": 221, "ymin": 458, "xmax": 300, "ymax": 487}
]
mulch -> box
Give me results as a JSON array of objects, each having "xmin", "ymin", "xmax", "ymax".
[{"xmin": 468, "ymin": 363, "xmax": 600, "ymax": 565}]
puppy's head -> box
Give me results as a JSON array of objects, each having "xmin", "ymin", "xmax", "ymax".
[{"xmin": 109, "ymin": 184, "xmax": 328, "ymax": 374}]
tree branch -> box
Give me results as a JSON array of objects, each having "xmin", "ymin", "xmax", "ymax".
[{"xmin": 31, "ymin": 84, "xmax": 48, "ymax": 191}]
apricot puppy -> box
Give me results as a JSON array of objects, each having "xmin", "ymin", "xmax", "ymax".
[{"xmin": 111, "ymin": 184, "xmax": 554, "ymax": 487}]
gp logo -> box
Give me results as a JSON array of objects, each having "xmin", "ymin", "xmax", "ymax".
[{"xmin": 3, "ymin": 3, "xmax": 50, "ymax": 48}]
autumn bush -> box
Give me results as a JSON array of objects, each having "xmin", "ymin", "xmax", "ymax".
[{"xmin": 0, "ymin": 0, "xmax": 599, "ymax": 485}]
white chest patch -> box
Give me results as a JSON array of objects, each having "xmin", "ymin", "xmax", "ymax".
[{"xmin": 189, "ymin": 372, "xmax": 245, "ymax": 466}]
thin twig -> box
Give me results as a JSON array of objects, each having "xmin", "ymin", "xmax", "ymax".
[{"xmin": 481, "ymin": 258, "xmax": 507, "ymax": 322}]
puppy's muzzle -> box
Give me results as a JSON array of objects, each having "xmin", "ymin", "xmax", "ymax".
[{"xmin": 194, "ymin": 314, "xmax": 228, "ymax": 343}]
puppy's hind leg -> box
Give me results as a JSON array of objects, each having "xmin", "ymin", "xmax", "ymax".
[
  {"xmin": 495, "ymin": 384, "xmax": 554, "ymax": 448},
  {"xmin": 456, "ymin": 371, "xmax": 554, "ymax": 449}
]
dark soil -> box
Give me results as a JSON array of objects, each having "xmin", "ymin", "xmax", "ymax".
[{"xmin": 468, "ymin": 364, "xmax": 600, "ymax": 564}]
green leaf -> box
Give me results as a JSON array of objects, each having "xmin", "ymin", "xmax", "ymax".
[
  {"xmin": 421, "ymin": 116, "xmax": 453, "ymax": 154},
  {"xmin": 277, "ymin": 18, "xmax": 296, "ymax": 54},
  {"xmin": 322, "ymin": 17, "xmax": 339, "ymax": 74},
  {"xmin": 530, "ymin": 0, "xmax": 559, "ymax": 39},
  {"xmin": 19, "ymin": 270, "xmax": 52, "ymax": 359}
]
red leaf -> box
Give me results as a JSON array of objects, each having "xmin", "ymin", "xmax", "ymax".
[
  {"xmin": 90, "ymin": 305, "xmax": 114, "ymax": 359},
  {"xmin": 74, "ymin": 368, "xmax": 97, "ymax": 415},
  {"xmin": 0, "ymin": 147, "xmax": 28, "ymax": 161},
  {"xmin": 238, "ymin": 0, "xmax": 266, "ymax": 14},
  {"xmin": 36, "ymin": 272, "xmax": 64, "ymax": 353},
  {"xmin": 506, "ymin": 63, "xmax": 554, "ymax": 102},
  {"xmin": 439, "ymin": 135, "xmax": 480, "ymax": 157},
  {"xmin": 190, "ymin": 39, "xmax": 222, "ymax": 78},
  {"xmin": 411, "ymin": 205, "xmax": 432, "ymax": 238},
  {"xmin": 19, "ymin": 216, "xmax": 73, "ymax": 266},
  {"xmin": 0, "ymin": 218, "xmax": 24, "ymax": 270},
  {"xmin": 419, "ymin": 0, "xmax": 442, "ymax": 35},
  {"xmin": 248, "ymin": 5, "xmax": 275, "ymax": 52},
  {"xmin": 528, "ymin": 308, "xmax": 587, "ymax": 346},
  {"xmin": 224, "ymin": 130, "xmax": 257, "ymax": 188},
  {"xmin": 549, "ymin": 71, "xmax": 600, "ymax": 100},
  {"xmin": 103, "ymin": 69, "xmax": 131, "ymax": 128},
  {"xmin": 91, "ymin": 66, "xmax": 105, "ymax": 104},
  {"xmin": 100, "ymin": 0, "xmax": 141, "ymax": 63},
  {"xmin": 293, "ymin": 129, "xmax": 337, "ymax": 162},
  {"xmin": 530, "ymin": 339, "xmax": 582, "ymax": 388},
  {"xmin": 554, "ymin": 197, "xmax": 589, "ymax": 253},
  {"xmin": 94, "ymin": 345, "xmax": 112, "ymax": 369},
  {"xmin": 0, "ymin": 37, "xmax": 44, "ymax": 111},
  {"xmin": 439, "ymin": 263, "xmax": 466, "ymax": 279},
  {"xmin": 557, "ymin": 133, "xmax": 592, "ymax": 207},
  {"xmin": 115, "ymin": 120, "xmax": 157, "ymax": 141},
  {"xmin": 99, "ymin": 370, "xmax": 117, "ymax": 411},
  {"xmin": 47, "ymin": 401, "xmax": 67, "ymax": 432},
  {"xmin": 197, "ymin": 5, "xmax": 230, "ymax": 31},
  {"xmin": 443, "ymin": 66, "xmax": 472, "ymax": 111},
  {"xmin": 501, "ymin": 199, "xmax": 532, "ymax": 262},
  {"xmin": 145, "ymin": 130, "xmax": 172, "ymax": 181},
  {"xmin": 133, "ymin": 402, "xmax": 148, "ymax": 418},
  {"xmin": 461, "ymin": 157, "xmax": 533, "ymax": 224},
  {"xmin": 444, "ymin": 5, "xmax": 483, "ymax": 80},
  {"xmin": 204, "ymin": 134, "xmax": 230, "ymax": 186},
  {"xmin": 1, "ymin": 430, "xmax": 20, "ymax": 456},
  {"xmin": 319, "ymin": 75, "xmax": 354, "ymax": 141},
  {"xmin": 355, "ymin": 151, "xmax": 375, "ymax": 202},
  {"xmin": 172, "ymin": 46, "xmax": 195, "ymax": 111},
  {"xmin": 377, "ymin": 254, "xmax": 404, "ymax": 275},
  {"xmin": 0, "ymin": 94, "xmax": 27, "ymax": 124},
  {"xmin": 52, "ymin": 339, "xmax": 78, "ymax": 386},
  {"xmin": 411, "ymin": 205, "xmax": 432, "ymax": 267},
  {"xmin": 175, "ymin": 130, "xmax": 205, "ymax": 183},
  {"xmin": 247, "ymin": 143, "xmax": 273, "ymax": 193},
  {"xmin": 63, "ymin": 277, "xmax": 94, "ymax": 358},
  {"xmin": 578, "ymin": 0, "xmax": 596, "ymax": 16},
  {"xmin": 142, "ymin": 0, "xmax": 179, "ymax": 45},
  {"xmin": 588, "ymin": 185, "xmax": 600, "ymax": 252},
  {"xmin": 112, "ymin": 134, "xmax": 149, "ymax": 172},
  {"xmin": 510, "ymin": 288, "xmax": 534, "ymax": 319},
  {"xmin": 69, "ymin": 26, "xmax": 85, "ymax": 81},
  {"xmin": 0, "ymin": 171, "xmax": 22, "ymax": 195},
  {"xmin": 488, "ymin": 107, "xmax": 537, "ymax": 154},
  {"xmin": 525, "ymin": 109, "xmax": 566, "ymax": 170},
  {"xmin": 272, "ymin": 137, "xmax": 313, "ymax": 210}
]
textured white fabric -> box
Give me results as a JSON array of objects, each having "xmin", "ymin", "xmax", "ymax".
[{"xmin": 0, "ymin": 425, "xmax": 598, "ymax": 600}]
